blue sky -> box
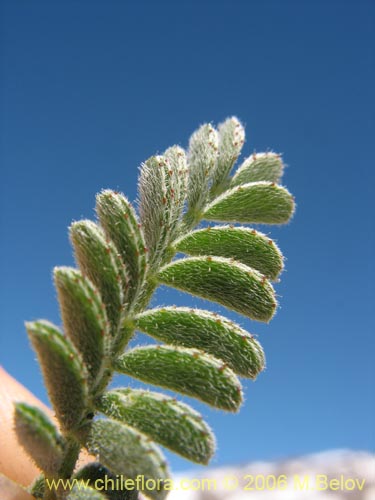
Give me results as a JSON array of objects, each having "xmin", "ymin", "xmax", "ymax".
[{"xmin": 1, "ymin": 0, "xmax": 374, "ymax": 473}]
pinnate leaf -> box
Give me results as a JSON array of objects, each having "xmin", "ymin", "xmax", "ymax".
[
  {"xmin": 14, "ymin": 403, "xmax": 64, "ymax": 474},
  {"xmin": 114, "ymin": 345, "xmax": 243, "ymax": 412},
  {"xmin": 54, "ymin": 267, "xmax": 109, "ymax": 385},
  {"xmin": 135, "ymin": 307, "xmax": 265, "ymax": 378},
  {"xmin": 231, "ymin": 152, "xmax": 284, "ymax": 185},
  {"xmin": 203, "ymin": 181, "xmax": 295, "ymax": 224},
  {"xmin": 175, "ymin": 225, "xmax": 283, "ymax": 280},
  {"xmin": 97, "ymin": 389, "xmax": 215, "ymax": 464},
  {"xmin": 157, "ymin": 256, "xmax": 277, "ymax": 322},
  {"xmin": 87, "ymin": 419, "xmax": 169, "ymax": 500},
  {"xmin": 26, "ymin": 320, "xmax": 89, "ymax": 431}
]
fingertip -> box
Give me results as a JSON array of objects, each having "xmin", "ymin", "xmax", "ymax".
[{"xmin": 0, "ymin": 474, "xmax": 35, "ymax": 500}]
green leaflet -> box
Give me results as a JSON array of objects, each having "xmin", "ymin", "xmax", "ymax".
[
  {"xmin": 114, "ymin": 346, "xmax": 243, "ymax": 412},
  {"xmin": 54, "ymin": 267, "xmax": 109, "ymax": 386},
  {"xmin": 138, "ymin": 156, "xmax": 168, "ymax": 264},
  {"xmin": 210, "ymin": 117, "xmax": 245, "ymax": 195},
  {"xmin": 157, "ymin": 256, "xmax": 277, "ymax": 322},
  {"xmin": 29, "ymin": 475, "xmax": 45, "ymax": 498},
  {"xmin": 70, "ymin": 220, "xmax": 128, "ymax": 330},
  {"xmin": 97, "ymin": 389, "xmax": 215, "ymax": 464},
  {"xmin": 26, "ymin": 320, "xmax": 88, "ymax": 432},
  {"xmin": 231, "ymin": 152, "xmax": 284, "ymax": 185},
  {"xmin": 96, "ymin": 190, "xmax": 148, "ymax": 305},
  {"xmin": 87, "ymin": 419, "xmax": 170, "ymax": 500},
  {"xmin": 163, "ymin": 145, "xmax": 188, "ymax": 238},
  {"xmin": 185, "ymin": 123, "xmax": 218, "ymax": 224},
  {"xmin": 67, "ymin": 485, "xmax": 107, "ymax": 500},
  {"xmin": 14, "ymin": 403, "xmax": 64, "ymax": 475},
  {"xmin": 203, "ymin": 181, "xmax": 295, "ymax": 224},
  {"xmin": 73, "ymin": 463, "xmax": 138, "ymax": 500},
  {"xmin": 175, "ymin": 225, "xmax": 284, "ymax": 280},
  {"xmin": 135, "ymin": 307, "xmax": 265, "ymax": 378},
  {"xmin": 138, "ymin": 152, "xmax": 187, "ymax": 268}
]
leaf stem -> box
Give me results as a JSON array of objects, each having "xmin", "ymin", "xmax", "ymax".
[{"xmin": 58, "ymin": 437, "xmax": 81, "ymax": 479}]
